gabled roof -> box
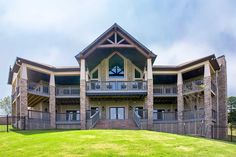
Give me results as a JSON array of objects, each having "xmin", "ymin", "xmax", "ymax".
[{"xmin": 75, "ymin": 23, "xmax": 157, "ymax": 62}]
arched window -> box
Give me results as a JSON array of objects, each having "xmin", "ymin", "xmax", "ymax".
[{"xmin": 109, "ymin": 54, "xmax": 124, "ymax": 78}]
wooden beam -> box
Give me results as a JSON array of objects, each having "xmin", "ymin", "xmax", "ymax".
[{"xmin": 97, "ymin": 44, "xmax": 135, "ymax": 48}]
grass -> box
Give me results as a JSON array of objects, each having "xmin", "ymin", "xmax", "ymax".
[{"xmin": 0, "ymin": 130, "xmax": 236, "ymax": 157}]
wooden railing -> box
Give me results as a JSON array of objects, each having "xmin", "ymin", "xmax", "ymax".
[
  {"xmin": 86, "ymin": 81, "xmax": 147, "ymax": 91},
  {"xmin": 183, "ymin": 79, "xmax": 204, "ymax": 94},
  {"xmin": 56, "ymin": 86, "xmax": 80, "ymax": 97},
  {"xmin": 28, "ymin": 81, "xmax": 49, "ymax": 96},
  {"xmin": 153, "ymin": 84, "xmax": 177, "ymax": 96}
]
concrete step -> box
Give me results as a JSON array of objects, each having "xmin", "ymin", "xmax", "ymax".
[{"xmin": 94, "ymin": 119, "xmax": 139, "ymax": 130}]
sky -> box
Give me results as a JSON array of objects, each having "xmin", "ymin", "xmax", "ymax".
[{"xmin": 0, "ymin": 0, "xmax": 236, "ymax": 100}]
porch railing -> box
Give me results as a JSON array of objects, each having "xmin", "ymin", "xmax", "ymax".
[
  {"xmin": 153, "ymin": 84, "xmax": 177, "ymax": 96},
  {"xmin": 56, "ymin": 86, "xmax": 80, "ymax": 97},
  {"xmin": 183, "ymin": 109, "xmax": 205, "ymax": 120},
  {"xmin": 86, "ymin": 81, "xmax": 147, "ymax": 91},
  {"xmin": 28, "ymin": 81, "xmax": 49, "ymax": 96},
  {"xmin": 28, "ymin": 110, "xmax": 50, "ymax": 121},
  {"xmin": 56, "ymin": 112, "xmax": 80, "ymax": 122},
  {"xmin": 153, "ymin": 111, "xmax": 177, "ymax": 121},
  {"xmin": 183, "ymin": 79, "xmax": 204, "ymax": 94}
]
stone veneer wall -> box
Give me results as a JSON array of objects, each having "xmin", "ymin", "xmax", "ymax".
[
  {"xmin": 49, "ymin": 85, "xmax": 56, "ymax": 128},
  {"xmin": 217, "ymin": 56, "xmax": 228, "ymax": 139}
]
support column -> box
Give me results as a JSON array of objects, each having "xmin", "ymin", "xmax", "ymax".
[
  {"xmin": 177, "ymin": 72, "xmax": 184, "ymax": 134},
  {"xmin": 204, "ymin": 62, "xmax": 213, "ymax": 138},
  {"xmin": 49, "ymin": 73, "xmax": 56, "ymax": 128},
  {"xmin": 216, "ymin": 56, "xmax": 227, "ymax": 139},
  {"xmin": 80, "ymin": 58, "xmax": 86, "ymax": 129},
  {"xmin": 19, "ymin": 64, "xmax": 28, "ymax": 129},
  {"xmin": 146, "ymin": 58, "xmax": 153, "ymax": 130}
]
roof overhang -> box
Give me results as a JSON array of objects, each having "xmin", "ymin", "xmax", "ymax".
[
  {"xmin": 7, "ymin": 57, "xmax": 80, "ymax": 84},
  {"xmin": 153, "ymin": 54, "xmax": 220, "ymax": 72},
  {"xmin": 75, "ymin": 23, "xmax": 157, "ymax": 70}
]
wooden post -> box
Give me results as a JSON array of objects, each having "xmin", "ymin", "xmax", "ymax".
[{"xmin": 7, "ymin": 115, "xmax": 9, "ymax": 132}]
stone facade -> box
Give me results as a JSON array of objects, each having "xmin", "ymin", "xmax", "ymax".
[
  {"xmin": 217, "ymin": 56, "xmax": 228, "ymax": 139},
  {"xmin": 49, "ymin": 85, "xmax": 56, "ymax": 128}
]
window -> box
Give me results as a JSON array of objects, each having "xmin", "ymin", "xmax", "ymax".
[
  {"xmin": 92, "ymin": 69, "xmax": 98, "ymax": 79},
  {"xmin": 135, "ymin": 69, "xmax": 141, "ymax": 78},
  {"xmin": 109, "ymin": 54, "xmax": 124, "ymax": 78}
]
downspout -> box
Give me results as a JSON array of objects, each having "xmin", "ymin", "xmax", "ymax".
[{"xmin": 216, "ymin": 69, "xmax": 219, "ymax": 138}]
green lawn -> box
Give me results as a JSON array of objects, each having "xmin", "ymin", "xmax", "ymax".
[{"xmin": 0, "ymin": 130, "xmax": 236, "ymax": 157}]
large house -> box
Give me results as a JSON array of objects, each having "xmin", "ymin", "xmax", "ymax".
[{"xmin": 8, "ymin": 23, "xmax": 227, "ymax": 139}]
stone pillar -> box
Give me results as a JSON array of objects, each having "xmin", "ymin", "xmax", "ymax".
[
  {"xmin": 146, "ymin": 58, "xmax": 153, "ymax": 130},
  {"xmin": 204, "ymin": 62, "xmax": 213, "ymax": 138},
  {"xmin": 217, "ymin": 56, "xmax": 227, "ymax": 139},
  {"xmin": 177, "ymin": 72, "xmax": 184, "ymax": 134},
  {"xmin": 80, "ymin": 58, "xmax": 86, "ymax": 129},
  {"xmin": 49, "ymin": 73, "xmax": 56, "ymax": 128},
  {"xmin": 19, "ymin": 64, "xmax": 28, "ymax": 129}
]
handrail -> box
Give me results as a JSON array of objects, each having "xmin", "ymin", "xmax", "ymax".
[
  {"xmin": 90, "ymin": 110, "xmax": 99, "ymax": 128},
  {"xmin": 133, "ymin": 110, "xmax": 141, "ymax": 128},
  {"xmin": 86, "ymin": 81, "xmax": 147, "ymax": 91}
]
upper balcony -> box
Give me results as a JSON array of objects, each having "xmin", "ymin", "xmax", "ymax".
[
  {"xmin": 86, "ymin": 81, "xmax": 147, "ymax": 96},
  {"xmin": 28, "ymin": 81, "xmax": 49, "ymax": 97},
  {"xmin": 183, "ymin": 79, "xmax": 204, "ymax": 95},
  {"xmin": 56, "ymin": 86, "xmax": 80, "ymax": 98},
  {"xmin": 153, "ymin": 84, "xmax": 177, "ymax": 97}
]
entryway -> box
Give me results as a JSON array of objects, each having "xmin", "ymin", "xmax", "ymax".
[{"xmin": 109, "ymin": 107, "xmax": 125, "ymax": 120}]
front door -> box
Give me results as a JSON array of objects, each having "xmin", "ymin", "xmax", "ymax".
[{"xmin": 110, "ymin": 107, "xmax": 125, "ymax": 120}]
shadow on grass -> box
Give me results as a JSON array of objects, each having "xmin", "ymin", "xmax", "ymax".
[{"xmin": 12, "ymin": 129, "xmax": 81, "ymax": 135}]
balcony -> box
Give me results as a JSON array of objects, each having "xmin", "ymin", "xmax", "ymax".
[
  {"xmin": 153, "ymin": 85, "xmax": 177, "ymax": 97},
  {"xmin": 56, "ymin": 86, "xmax": 80, "ymax": 98},
  {"xmin": 183, "ymin": 79, "xmax": 204, "ymax": 94},
  {"xmin": 28, "ymin": 81, "xmax": 49, "ymax": 97},
  {"xmin": 86, "ymin": 81, "xmax": 147, "ymax": 96}
]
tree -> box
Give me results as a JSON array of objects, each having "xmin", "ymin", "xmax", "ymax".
[
  {"xmin": 228, "ymin": 96, "xmax": 236, "ymax": 124},
  {"xmin": 0, "ymin": 96, "xmax": 11, "ymax": 115}
]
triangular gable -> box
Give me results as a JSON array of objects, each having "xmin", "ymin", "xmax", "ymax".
[{"xmin": 75, "ymin": 23, "xmax": 156, "ymax": 61}]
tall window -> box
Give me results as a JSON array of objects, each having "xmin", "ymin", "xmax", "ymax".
[{"xmin": 109, "ymin": 54, "xmax": 124, "ymax": 78}]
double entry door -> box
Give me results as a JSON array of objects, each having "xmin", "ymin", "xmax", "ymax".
[{"xmin": 110, "ymin": 107, "xmax": 125, "ymax": 120}]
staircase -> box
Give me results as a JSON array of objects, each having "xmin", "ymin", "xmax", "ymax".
[{"xmin": 93, "ymin": 119, "xmax": 139, "ymax": 130}]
